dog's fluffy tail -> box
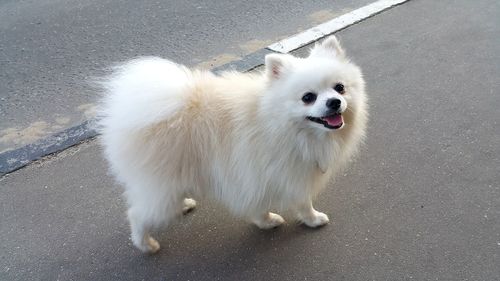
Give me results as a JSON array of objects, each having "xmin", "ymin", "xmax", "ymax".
[{"xmin": 98, "ymin": 57, "xmax": 192, "ymax": 132}]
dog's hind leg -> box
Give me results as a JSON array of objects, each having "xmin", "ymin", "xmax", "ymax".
[
  {"xmin": 251, "ymin": 212, "xmax": 285, "ymax": 229},
  {"xmin": 128, "ymin": 208, "xmax": 161, "ymax": 254},
  {"xmin": 296, "ymin": 200, "xmax": 329, "ymax": 228},
  {"xmin": 126, "ymin": 187, "xmax": 181, "ymax": 254}
]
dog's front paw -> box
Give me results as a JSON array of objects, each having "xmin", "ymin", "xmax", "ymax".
[
  {"xmin": 253, "ymin": 212, "xmax": 285, "ymax": 229},
  {"xmin": 300, "ymin": 210, "xmax": 329, "ymax": 228}
]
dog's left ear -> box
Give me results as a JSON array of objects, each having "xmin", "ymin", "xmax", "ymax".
[
  {"xmin": 309, "ymin": 35, "xmax": 346, "ymax": 59},
  {"xmin": 265, "ymin": 53, "xmax": 292, "ymax": 80}
]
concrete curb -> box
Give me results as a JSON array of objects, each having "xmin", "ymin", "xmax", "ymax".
[
  {"xmin": 0, "ymin": 49, "xmax": 273, "ymax": 176},
  {"xmin": 0, "ymin": 120, "xmax": 97, "ymax": 175},
  {"xmin": 0, "ymin": 0, "xmax": 410, "ymax": 176}
]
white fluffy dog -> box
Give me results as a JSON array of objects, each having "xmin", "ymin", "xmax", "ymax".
[{"xmin": 99, "ymin": 36, "xmax": 367, "ymax": 253}]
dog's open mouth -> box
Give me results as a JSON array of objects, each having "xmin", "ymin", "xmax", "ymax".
[{"xmin": 307, "ymin": 113, "xmax": 344, "ymax": 129}]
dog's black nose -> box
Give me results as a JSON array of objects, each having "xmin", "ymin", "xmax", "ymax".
[{"xmin": 326, "ymin": 98, "xmax": 341, "ymax": 110}]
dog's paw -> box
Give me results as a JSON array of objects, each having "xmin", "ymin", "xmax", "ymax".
[
  {"xmin": 182, "ymin": 198, "xmax": 197, "ymax": 214},
  {"xmin": 134, "ymin": 236, "xmax": 161, "ymax": 254},
  {"xmin": 146, "ymin": 237, "xmax": 161, "ymax": 254},
  {"xmin": 253, "ymin": 212, "xmax": 285, "ymax": 229},
  {"xmin": 300, "ymin": 210, "xmax": 329, "ymax": 228}
]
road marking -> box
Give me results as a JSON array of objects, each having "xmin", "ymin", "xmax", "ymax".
[{"xmin": 267, "ymin": 0, "xmax": 411, "ymax": 53}]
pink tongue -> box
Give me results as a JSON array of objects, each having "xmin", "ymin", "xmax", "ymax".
[{"xmin": 323, "ymin": 115, "xmax": 343, "ymax": 127}]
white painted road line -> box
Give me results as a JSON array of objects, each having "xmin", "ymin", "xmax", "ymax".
[{"xmin": 267, "ymin": 0, "xmax": 411, "ymax": 53}]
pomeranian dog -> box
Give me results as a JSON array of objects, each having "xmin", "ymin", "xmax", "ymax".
[{"xmin": 99, "ymin": 35, "xmax": 367, "ymax": 253}]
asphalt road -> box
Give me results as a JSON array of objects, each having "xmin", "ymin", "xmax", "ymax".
[
  {"xmin": 1, "ymin": 0, "xmax": 499, "ymax": 280},
  {"xmin": 0, "ymin": 0, "xmax": 373, "ymax": 152}
]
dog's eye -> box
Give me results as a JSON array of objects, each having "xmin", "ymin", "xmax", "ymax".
[
  {"xmin": 333, "ymin": 83, "xmax": 345, "ymax": 94},
  {"xmin": 302, "ymin": 92, "xmax": 317, "ymax": 104}
]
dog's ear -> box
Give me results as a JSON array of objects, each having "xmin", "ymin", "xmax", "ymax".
[
  {"xmin": 265, "ymin": 54, "xmax": 291, "ymax": 80},
  {"xmin": 309, "ymin": 35, "xmax": 346, "ymax": 59}
]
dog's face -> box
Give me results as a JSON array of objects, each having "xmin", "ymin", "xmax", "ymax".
[{"xmin": 263, "ymin": 36, "xmax": 365, "ymax": 133}]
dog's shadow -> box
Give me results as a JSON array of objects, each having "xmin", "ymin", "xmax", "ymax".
[
  {"xmin": 87, "ymin": 207, "xmax": 334, "ymax": 280},
  {"xmin": 152, "ymin": 217, "xmax": 329, "ymax": 279}
]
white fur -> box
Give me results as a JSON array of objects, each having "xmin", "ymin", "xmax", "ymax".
[{"xmin": 99, "ymin": 36, "xmax": 368, "ymax": 253}]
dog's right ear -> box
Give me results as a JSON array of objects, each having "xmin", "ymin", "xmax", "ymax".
[
  {"xmin": 265, "ymin": 54, "xmax": 291, "ymax": 80},
  {"xmin": 309, "ymin": 35, "xmax": 346, "ymax": 59}
]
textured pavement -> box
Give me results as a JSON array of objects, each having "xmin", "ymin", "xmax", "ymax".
[{"xmin": 1, "ymin": 0, "xmax": 499, "ymax": 280}]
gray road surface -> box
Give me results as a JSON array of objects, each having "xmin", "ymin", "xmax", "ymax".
[
  {"xmin": 0, "ymin": 0, "xmax": 373, "ymax": 152},
  {"xmin": 1, "ymin": 0, "xmax": 499, "ymax": 280}
]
